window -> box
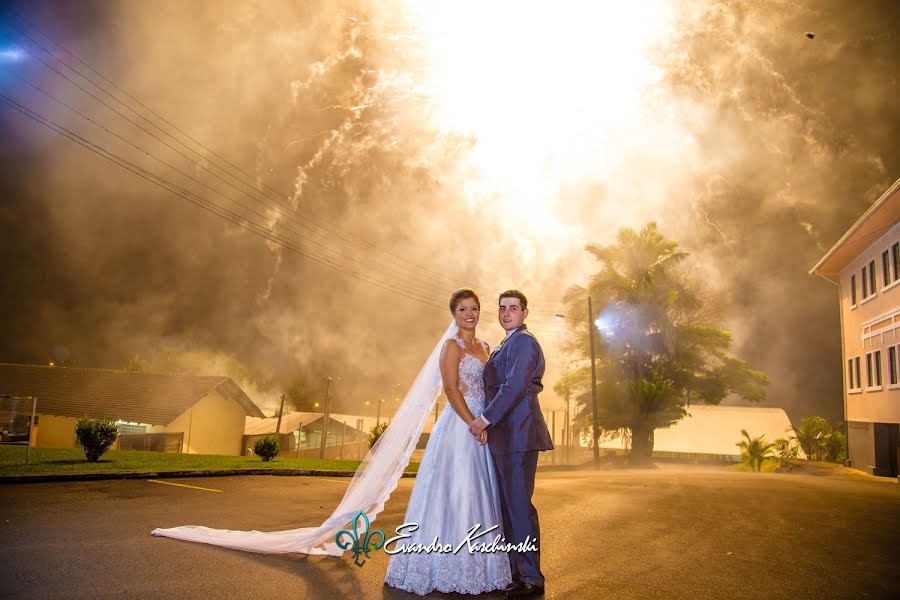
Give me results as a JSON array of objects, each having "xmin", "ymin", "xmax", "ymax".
[
  {"xmin": 869, "ymin": 259, "xmax": 877, "ymax": 294},
  {"xmin": 848, "ymin": 358, "xmax": 854, "ymax": 389},
  {"xmin": 875, "ymin": 350, "xmax": 882, "ymax": 386},
  {"xmin": 849, "ymin": 356, "xmax": 862, "ymax": 391},
  {"xmin": 889, "ymin": 346, "xmax": 898, "ymax": 386},
  {"xmin": 883, "ymin": 250, "xmax": 891, "ymax": 286},
  {"xmin": 865, "ymin": 351, "xmax": 883, "ymax": 389},
  {"xmin": 892, "ymin": 242, "xmax": 900, "ymax": 283},
  {"xmin": 851, "ymin": 274, "xmax": 857, "ymax": 305},
  {"xmin": 862, "ymin": 265, "xmax": 869, "ymax": 299}
]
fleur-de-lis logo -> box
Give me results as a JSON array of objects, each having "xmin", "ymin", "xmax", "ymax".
[{"xmin": 336, "ymin": 511, "xmax": 385, "ymax": 567}]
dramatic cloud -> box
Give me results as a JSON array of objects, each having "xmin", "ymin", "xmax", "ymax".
[{"xmin": 1, "ymin": 0, "xmax": 897, "ymax": 421}]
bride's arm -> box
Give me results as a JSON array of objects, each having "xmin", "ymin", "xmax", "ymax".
[{"xmin": 439, "ymin": 340, "xmax": 477, "ymax": 425}]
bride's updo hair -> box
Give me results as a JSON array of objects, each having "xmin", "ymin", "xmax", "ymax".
[{"xmin": 449, "ymin": 288, "xmax": 480, "ymax": 313}]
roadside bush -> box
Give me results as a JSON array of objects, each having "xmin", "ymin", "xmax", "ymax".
[
  {"xmin": 74, "ymin": 418, "xmax": 119, "ymax": 462},
  {"xmin": 736, "ymin": 429, "xmax": 776, "ymax": 472},
  {"xmin": 368, "ymin": 422, "xmax": 389, "ymax": 448},
  {"xmin": 253, "ymin": 436, "xmax": 280, "ymax": 462}
]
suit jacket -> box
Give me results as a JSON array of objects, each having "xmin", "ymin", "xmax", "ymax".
[{"xmin": 482, "ymin": 325, "xmax": 554, "ymax": 455}]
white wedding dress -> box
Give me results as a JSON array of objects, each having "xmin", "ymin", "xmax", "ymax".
[
  {"xmin": 151, "ymin": 323, "xmax": 509, "ymax": 595},
  {"xmin": 384, "ymin": 335, "xmax": 512, "ymax": 595}
]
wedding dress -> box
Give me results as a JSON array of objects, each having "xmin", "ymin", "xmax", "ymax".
[
  {"xmin": 151, "ymin": 322, "xmax": 484, "ymax": 560},
  {"xmin": 383, "ymin": 335, "xmax": 512, "ymax": 595}
]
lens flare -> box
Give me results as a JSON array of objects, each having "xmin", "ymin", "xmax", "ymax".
[{"xmin": 0, "ymin": 48, "xmax": 26, "ymax": 62}]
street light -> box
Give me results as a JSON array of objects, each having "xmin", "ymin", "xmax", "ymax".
[
  {"xmin": 319, "ymin": 376, "xmax": 340, "ymax": 459},
  {"xmin": 555, "ymin": 296, "xmax": 603, "ymax": 466}
]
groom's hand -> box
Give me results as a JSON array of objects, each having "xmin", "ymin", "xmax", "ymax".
[{"xmin": 468, "ymin": 417, "xmax": 488, "ymax": 436}]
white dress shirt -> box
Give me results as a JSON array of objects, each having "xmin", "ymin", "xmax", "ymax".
[{"xmin": 478, "ymin": 328, "xmax": 517, "ymax": 426}]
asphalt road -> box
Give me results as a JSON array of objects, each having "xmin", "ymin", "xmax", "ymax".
[{"xmin": 0, "ymin": 465, "xmax": 897, "ymax": 599}]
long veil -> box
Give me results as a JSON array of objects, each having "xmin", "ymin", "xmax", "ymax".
[{"xmin": 151, "ymin": 321, "xmax": 457, "ymax": 555}]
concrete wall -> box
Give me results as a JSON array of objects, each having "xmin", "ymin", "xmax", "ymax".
[
  {"xmin": 34, "ymin": 414, "xmax": 78, "ymax": 448},
  {"xmin": 847, "ymin": 421, "xmax": 876, "ymax": 474},
  {"xmin": 164, "ymin": 389, "xmax": 246, "ymax": 456}
]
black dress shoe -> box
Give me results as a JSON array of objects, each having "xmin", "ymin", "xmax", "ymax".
[
  {"xmin": 503, "ymin": 580, "xmax": 524, "ymax": 593},
  {"xmin": 505, "ymin": 582, "xmax": 544, "ymax": 597}
]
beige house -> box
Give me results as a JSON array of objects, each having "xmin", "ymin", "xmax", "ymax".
[
  {"xmin": 0, "ymin": 363, "xmax": 265, "ymax": 455},
  {"xmin": 810, "ymin": 177, "xmax": 900, "ymax": 477}
]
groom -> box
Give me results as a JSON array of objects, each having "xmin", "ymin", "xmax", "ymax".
[{"xmin": 469, "ymin": 290, "xmax": 553, "ymax": 598}]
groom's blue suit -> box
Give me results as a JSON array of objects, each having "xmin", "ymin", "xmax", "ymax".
[{"xmin": 481, "ymin": 324, "xmax": 553, "ymax": 588}]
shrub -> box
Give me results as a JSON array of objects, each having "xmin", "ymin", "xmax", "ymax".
[
  {"xmin": 74, "ymin": 418, "xmax": 119, "ymax": 462},
  {"xmin": 773, "ymin": 437, "xmax": 800, "ymax": 471},
  {"xmin": 736, "ymin": 429, "xmax": 776, "ymax": 472},
  {"xmin": 254, "ymin": 436, "xmax": 280, "ymax": 462},
  {"xmin": 368, "ymin": 422, "xmax": 389, "ymax": 448}
]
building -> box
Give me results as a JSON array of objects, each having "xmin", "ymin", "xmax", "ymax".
[
  {"xmin": 0, "ymin": 363, "xmax": 265, "ymax": 456},
  {"xmin": 597, "ymin": 404, "xmax": 802, "ymax": 461},
  {"xmin": 810, "ymin": 177, "xmax": 900, "ymax": 477},
  {"xmin": 243, "ymin": 411, "xmax": 367, "ymax": 460}
]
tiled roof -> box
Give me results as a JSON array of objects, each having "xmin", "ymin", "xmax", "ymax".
[{"xmin": 0, "ymin": 363, "xmax": 265, "ymax": 425}]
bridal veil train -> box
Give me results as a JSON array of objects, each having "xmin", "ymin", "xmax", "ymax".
[{"xmin": 151, "ymin": 322, "xmax": 458, "ymax": 555}]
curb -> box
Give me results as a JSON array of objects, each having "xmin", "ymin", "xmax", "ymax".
[{"xmin": 0, "ymin": 469, "xmax": 419, "ymax": 484}]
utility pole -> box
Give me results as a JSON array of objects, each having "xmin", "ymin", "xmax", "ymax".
[
  {"xmin": 551, "ymin": 410, "xmax": 557, "ymax": 465},
  {"xmin": 588, "ymin": 297, "xmax": 600, "ymax": 466},
  {"xmin": 275, "ymin": 393, "xmax": 285, "ymax": 439},
  {"xmin": 376, "ymin": 397, "xmax": 383, "ymax": 427},
  {"xmin": 564, "ymin": 384, "xmax": 571, "ymax": 465},
  {"xmin": 319, "ymin": 377, "xmax": 336, "ymax": 459}
]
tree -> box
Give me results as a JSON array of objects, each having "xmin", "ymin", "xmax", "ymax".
[
  {"xmin": 737, "ymin": 429, "xmax": 776, "ymax": 472},
  {"xmin": 561, "ymin": 223, "xmax": 770, "ymax": 461},
  {"xmin": 773, "ymin": 436, "xmax": 800, "ymax": 471},
  {"xmin": 368, "ymin": 422, "xmax": 388, "ymax": 448},
  {"xmin": 788, "ymin": 416, "xmax": 846, "ymax": 462}
]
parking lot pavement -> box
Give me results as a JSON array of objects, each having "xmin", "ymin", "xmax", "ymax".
[{"xmin": 0, "ymin": 465, "xmax": 897, "ymax": 599}]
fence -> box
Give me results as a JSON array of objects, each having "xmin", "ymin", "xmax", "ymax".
[
  {"xmin": 0, "ymin": 395, "xmax": 37, "ymax": 464},
  {"xmin": 117, "ymin": 432, "xmax": 184, "ymax": 453}
]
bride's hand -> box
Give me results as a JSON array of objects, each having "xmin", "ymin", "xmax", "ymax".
[{"xmin": 478, "ymin": 430, "xmax": 488, "ymax": 445}]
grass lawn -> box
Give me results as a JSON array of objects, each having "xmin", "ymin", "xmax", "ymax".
[{"xmin": 0, "ymin": 446, "xmax": 419, "ymax": 476}]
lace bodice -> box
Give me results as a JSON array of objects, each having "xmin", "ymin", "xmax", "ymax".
[{"xmin": 452, "ymin": 336, "xmax": 488, "ymax": 415}]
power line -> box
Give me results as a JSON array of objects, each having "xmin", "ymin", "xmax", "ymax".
[
  {"xmin": 1, "ymin": 71, "xmax": 452, "ymax": 301},
  {"xmin": 0, "ymin": 16, "xmax": 571, "ymax": 314},
  {"xmin": 0, "ymin": 92, "xmax": 449, "ymax": 311},
  {"xmin": 0, "ymin": 24, "xmax": 460, "ymax": 297},
  {"xmin": 1, "ymin": 16, "xmax": 467, "ymax": 291}
]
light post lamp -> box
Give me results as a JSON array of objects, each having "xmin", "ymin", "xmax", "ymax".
[
  {"xmin": 391, "ymin": 383, "xmax": 401, "ymax": 416},
  {"xmin": 556, "ymin": 297, "xmax": 606, "ymax": 466},
  {"xmin": 319, "ymin": 376, "xmax": 339, "ymax": 459}
]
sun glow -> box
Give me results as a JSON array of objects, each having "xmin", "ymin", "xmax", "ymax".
[{"xmin": 401, "ymin": 1, "xmax": 676, "ymax": 234}]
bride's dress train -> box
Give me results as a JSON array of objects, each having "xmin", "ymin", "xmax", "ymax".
[
  {"xmin": 384, "ymin": 336, "xmax": 512, "ymax": 595},
  {"xmin": 151, "ymin": 323, "xmax": 509, "ymax": 596}
]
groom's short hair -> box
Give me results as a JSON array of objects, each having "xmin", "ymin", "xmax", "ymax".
[{"xmin": 498, "ymin": 290, "xmax": 527, "ymax": 310}]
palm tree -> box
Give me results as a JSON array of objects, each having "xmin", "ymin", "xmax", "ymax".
[
  {"xmin": 737, "ymin": 429, "xmax": 776, "ymax": 472},
  {"xmin": 773, "ymin": 437, "xmax": 800, "ymax": 470},
  {"xmin": 562, "ymin": 223, "xmax": 769, "ymax": 460},
  {"xmin": 788, "ymin": 416, "xmax": 828, "ymax": 461}
]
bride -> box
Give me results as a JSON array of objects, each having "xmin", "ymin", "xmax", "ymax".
[
  {"xmin": 384, "ymin": 288, "xmax": 511, "ymax": 595},
  {"xmin": 151, "ymin": 288, "xmax": 510, "ymax": 594}
]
